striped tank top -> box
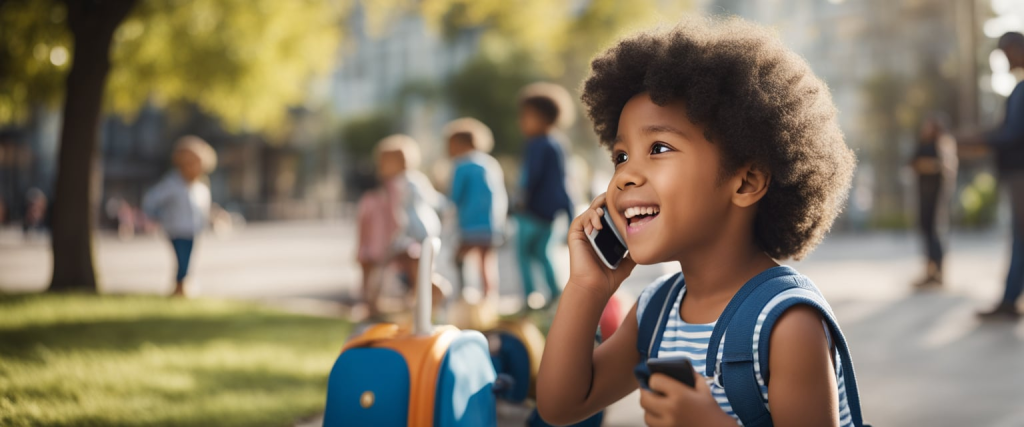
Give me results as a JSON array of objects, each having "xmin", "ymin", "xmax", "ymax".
[{"xmin": 637, "ymin": 274, "xmax": 854, "ymax": 426}]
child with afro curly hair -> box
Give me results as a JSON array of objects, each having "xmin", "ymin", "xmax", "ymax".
[{"xmin": 537, "ymin": 18, "xmax": 866, "ymax": 427}]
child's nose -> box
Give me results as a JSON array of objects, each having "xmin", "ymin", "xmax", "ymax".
[{"xmin": 612, "ymin": 165, "xmax": 645, "ymax": 191}]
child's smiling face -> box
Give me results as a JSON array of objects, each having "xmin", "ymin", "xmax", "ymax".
[{"xmin": 605, "ymin": 92, "xmax": 734, "ymax": 265}]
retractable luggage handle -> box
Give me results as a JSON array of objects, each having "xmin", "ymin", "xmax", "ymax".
[{"xmin": 415, "ymin": 237, "xmax": 441, "ymax": 336}]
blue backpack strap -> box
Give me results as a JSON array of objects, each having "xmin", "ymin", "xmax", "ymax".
[
  {"xmin": 705, "ymin": 266, "xmax": 801, "ymax": 377},
  {"xmin": 755, "ymin": 295, "xmax": 870, "ymax": 427},
  {"xmin": 636, "ymin": 273, "xmax": 684, "ymax": 361},
  {"xmin": 720, "ymin": 274, "xmax": 805, "ymax": 427},
  {"xmin": 720, "ymin": 274, "xmax": 870, "ymax": 427}
]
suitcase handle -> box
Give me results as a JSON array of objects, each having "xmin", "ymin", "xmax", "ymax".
[{"xmin": 414, "ymin": 237, "xmax": 441, "ymax": 335}]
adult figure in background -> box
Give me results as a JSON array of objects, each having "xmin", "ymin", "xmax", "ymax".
[
  {"xmin": 910, "ymin": 113, "xmax": 957, "ymax": 289},
  {"xmin": 977, "ymin": 32, "xmax": 1024, "ymax": 319}
]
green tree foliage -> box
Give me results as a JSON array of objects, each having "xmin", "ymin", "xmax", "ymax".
[
  {"xmin": 446, "ymin": 54, "xmax": 537, "ymax": 156},
  {"xmin": 2, "ymin": 0, "xmax": 691, "ymax": 132},
  {"xmin": 0, "ymin": 0, "xmax": 72, "ymax": 123},
  {"xmin": 0, "ymin": 0, "xmax": 345, "ymax": 132},
  {"xmin": 340, "ymin": 111, "xmax": 397, "ymax": 160},
  {"xmin": 105, "ymin": 0, "xmax": 344, "ymax": 133}
]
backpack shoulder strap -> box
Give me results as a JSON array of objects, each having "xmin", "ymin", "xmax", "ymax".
[
  {"xmin": 719, "ymin": 275, "xmax": 806, "ymax": 427},
  {"xmin": 636, "ymin": 272, "xmax": 684, "ymax": 361},
  {"xmin": 720, "ymin": 274, "xmax": 870, "ymax": 427},
  {"xmin": 705, "ymin": 266, "xmax": 801, "ymax": 377},
  {"xmin": 753, "ymin": 292, "xmax": 870, "ymax": 427}
]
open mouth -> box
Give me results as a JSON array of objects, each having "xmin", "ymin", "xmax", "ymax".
[{"xmin": 624, "ymin": 206, "xmax": 660, "ymax": 229}]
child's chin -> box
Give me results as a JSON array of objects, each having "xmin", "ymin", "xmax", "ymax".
[{"xmin": 627, "ymin": 248, "xmax": 660, "ymax": 266}]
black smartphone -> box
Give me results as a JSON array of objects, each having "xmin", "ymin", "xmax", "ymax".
[
  {"xmin": 635, "ymin": 357, "xmax": 697, "ymax": 392},
  {"xmin": 586, "ymin": 205, "xmax": 628, "ymax": 269}
]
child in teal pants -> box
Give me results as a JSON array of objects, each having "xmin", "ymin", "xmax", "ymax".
[{"xmin": 516, "ymin": 82, "xmax": 576, "ymax": 310}]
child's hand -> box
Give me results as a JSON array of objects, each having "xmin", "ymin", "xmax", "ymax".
[
  {"xmin": 640, "ymin": 370, "xmax": 735, "ymax": 427},
  {"xmin": 566, "ymin": 193, "xmax": 636, "ymax": 299}
]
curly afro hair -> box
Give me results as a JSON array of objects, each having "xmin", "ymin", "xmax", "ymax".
[{"xmin": 581, "ymin": 17, "xmax": 855, "ymax": 260}]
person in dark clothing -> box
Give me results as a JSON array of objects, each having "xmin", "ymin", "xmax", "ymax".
[
  {"xmin": 22, "ymin": 188, "xmax": 48, "ymax": 239},
  {"xmin": 978, "ymin": 32, "xmax": 1024, "ymax": 319},
  {"xmin": 910, "ymin": 113, "xmax": 957, "ymax": 289},
  {"xmin": 516, "ymin": 82, "xmax": 576, "ymax": 310}
]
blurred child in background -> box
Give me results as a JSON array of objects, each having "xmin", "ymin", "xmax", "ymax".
[
  {"xmin": 142, "ymin": 136, "xmax": 216, "ymax": 297},
  {"xmin": 22, "ymin": 187, "xmax": 48, "ymax": 239},
  {"xmin": 516, "ymin": 82, "xmax": 576, "ymax": 310},
  {"xmin": 356, "ymin": 186, "xmax": 397, "ymax": 318},
  {"xmin": 444, "ymin": 117, "xmax": 508, "ymax": 305},
  {"xmin": 373, "ymin": 134, "xmax": 445, "ymax": 308}
]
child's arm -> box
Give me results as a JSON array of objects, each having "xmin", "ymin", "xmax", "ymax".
[
  {"xmin": 450, "ymin": 165, "xmax": 466, "ymax": 208},
  {"xmin": 536, "ymin": 195, "xmax": 639, "ymax": 425},
  {"xmin": 141, "ymin": 178, "xmax": 170, "ymax": 221},
  {"xmin": 765, "ymin": 305, "xmax": 841, "ymax": 427}
]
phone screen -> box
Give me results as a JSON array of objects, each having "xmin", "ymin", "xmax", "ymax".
[{"xmin": 594, "ymin": 211, "xmax": 627, "ymax": 267}]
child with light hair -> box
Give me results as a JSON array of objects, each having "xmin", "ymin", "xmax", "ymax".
[
  {"xmin": 357, "ymin": 134, "xmax": 445, "ymax": 314},
  {"xmin": 142, "ymin": 135, "xmax": 216, "ymax": 297},
  {"xmin": 444, "ymin": 117, "xmax": 508, "ymax": 303}
]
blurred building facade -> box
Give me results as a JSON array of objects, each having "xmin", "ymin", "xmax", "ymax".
[
  {"xmin": 328, "ymin": 4, "xmax": 483, "ymax": 198},
  {"xmin": 709, "ymin": 0, "xmax": 1001, "ymax": 230}
]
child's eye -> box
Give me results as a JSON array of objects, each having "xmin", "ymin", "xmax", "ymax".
[
  {"xmin": 612, "ymin": 151, "xmax": 628, "ymax": 165},
  {"xmin": 650, "ymin": 142, "xmax": 672, "ymax": 155}
]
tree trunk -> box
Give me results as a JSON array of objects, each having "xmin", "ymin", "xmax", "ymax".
[{"xmin": 48, "ymin": 0, "xmax": 137, "ymax": 292}]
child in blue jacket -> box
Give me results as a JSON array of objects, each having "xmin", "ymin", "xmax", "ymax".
[{"xmin": 445, "ymin": 117, "xmax": 508, "ymax": 302}]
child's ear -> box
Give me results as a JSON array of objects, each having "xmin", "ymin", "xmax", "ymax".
[{"xmin": 732, "ymin": 163, "xmax": 770, "ymax": 208}]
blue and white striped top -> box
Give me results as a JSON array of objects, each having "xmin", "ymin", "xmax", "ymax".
[{"xmin": 637, "ymin": 274, "xmax": 854, "ymax": 426}]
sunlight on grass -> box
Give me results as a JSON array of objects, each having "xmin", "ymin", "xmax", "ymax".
[{"xmin": 0, "ymin": 294, "xmax": 350, "ymax": 427}]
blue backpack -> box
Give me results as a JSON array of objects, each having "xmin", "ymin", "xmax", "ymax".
[{"xmin": 636, "ymin": 266, "xmax": 870, "ymax": 427}]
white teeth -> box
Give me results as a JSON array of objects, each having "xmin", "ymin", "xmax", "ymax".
[{"xmin": 624, "ymin": 206, "xmax": 660, "ymax": 219}]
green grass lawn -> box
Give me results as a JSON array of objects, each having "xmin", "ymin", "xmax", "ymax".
[{"xmin": 0, "ymin": 293, "xmax": 351, "ymax": 427}]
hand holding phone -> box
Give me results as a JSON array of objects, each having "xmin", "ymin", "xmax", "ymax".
[
  {"xmin": 586, "ymin": 205, "xmax": 628, "ymax": 270},
  {"xmin": 635, "ymin": 357, "xmax": 697, "ymax": 392}
]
